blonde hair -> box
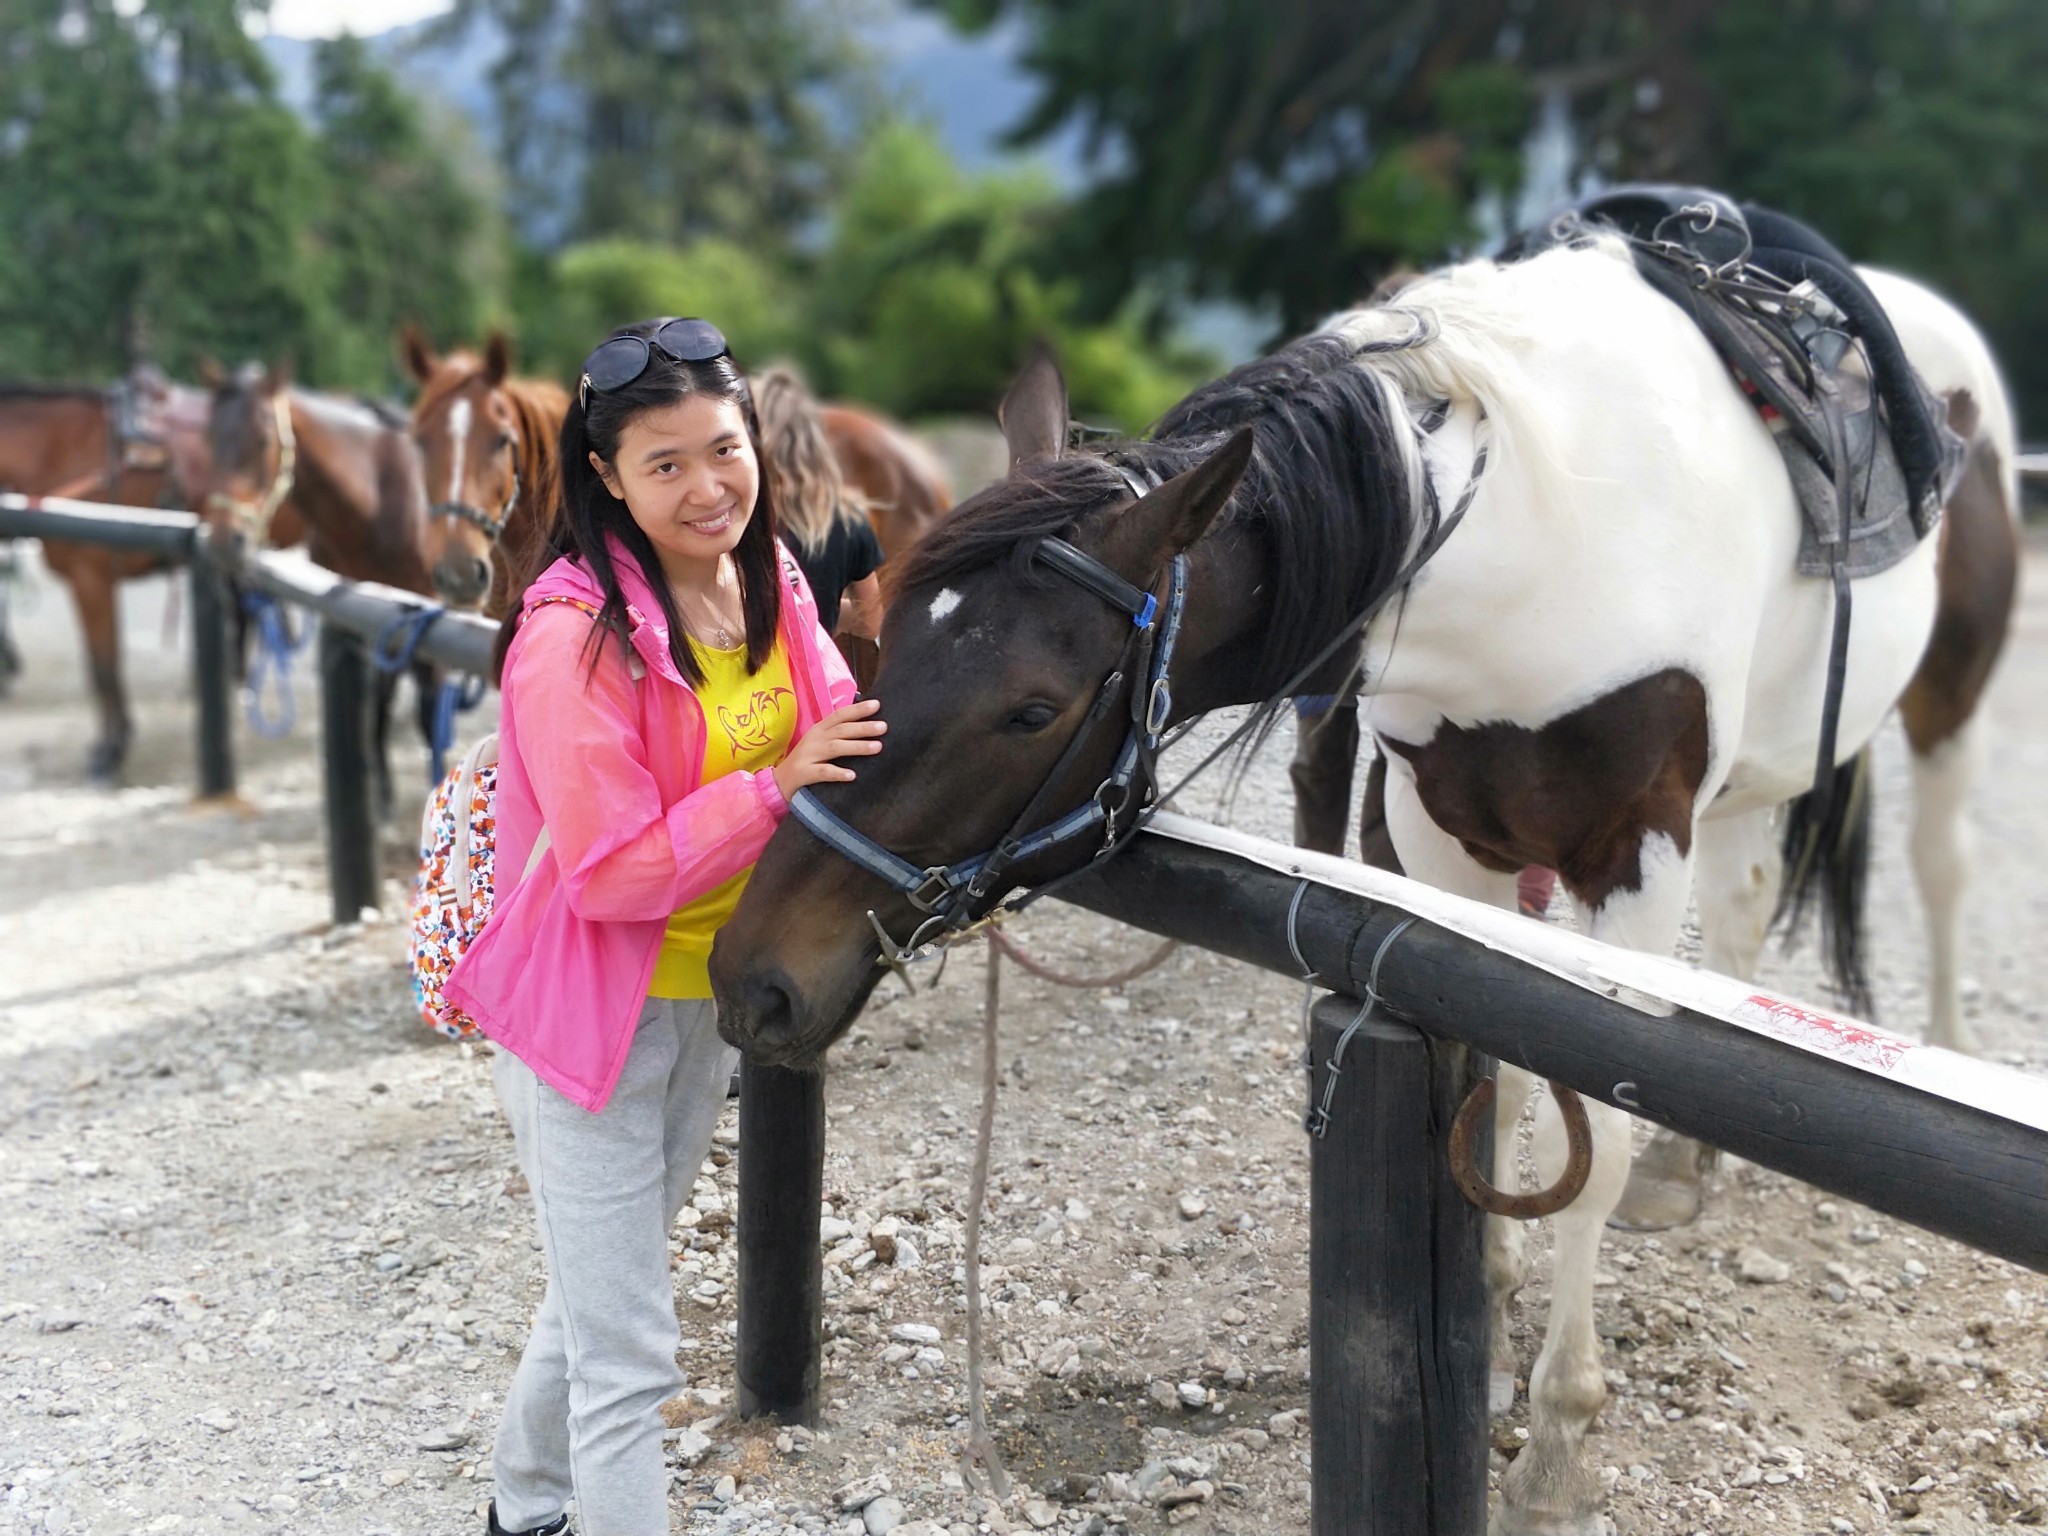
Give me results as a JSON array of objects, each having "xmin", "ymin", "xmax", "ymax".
[{"xmin": 753, "ymin": 364, "xmax": 867, "ymax": 555}]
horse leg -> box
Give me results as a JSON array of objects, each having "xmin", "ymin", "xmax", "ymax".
[
  {"xmin": 1611, "ymin": 806, "xmax": 1779, "ymax": 1231},
  {"xmin": 1288, "ymin": 698, "xmax": 1358, "ymax": 855},
  {"xmin": 372, "ymin": 667, "xmax": 399, "ymax": 825},
  {"xmin": 1907, "ymin": 721, "xmax": 1980, "ymax": 1052},
  {"xmin": 1500, "ymin": 832, "xmax": 1692, "ymax": 1536},
  {"xmin": 1382, "ymin": 764, "xmax": 1527, "ymax": 1413},
  {"xmin": 63, "ymin": 549, "xmax": 131, "ymax": 784}
]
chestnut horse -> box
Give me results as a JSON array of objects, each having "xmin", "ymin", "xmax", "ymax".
[
  {"xmin": 400, "ymin": 328, "xmax": 567, "ymax": 615},
  {"xmin": 819, "ymin": 403, "xmax": 954, "ymax": 559},
  {"xmin": 0, "ymin": 374, "xmax": 213, "ymax": 781}
]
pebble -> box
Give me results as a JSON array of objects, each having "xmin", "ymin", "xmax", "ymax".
[
  {"xmin": 666, "ymin": 1427, "xmax": 712, "ymax": 1465},
  {"xmin": 1176, "ymin": 1195, "xmax": 1207, "ymax": 1221},
  {"xmin": 1021, "ymin": 1500, "xmax": 1058, "ymax": 1530},
  {"xmin": 835, "ymin": 1473, "xmax": 892, "ymax": 1512},
  {"xmin": 1268, "ymin": 1410, "xmax": 1301, "ymax": 1438},
  {"xmin": 889, "ymin": 1323, "xmax": 941, "ymax": 1345},
  {"xmin": 416, "ymin": 1422, "xmax": 470, "ymax": 1451},
  {"xmin": 713, "ymin": 1475, "xmax": 737, "ymax": 1503},
  {"xmin": 863, "ymin": 1495, "xmax": 907, "ymax": 1533},
  {"xmin": 1735, "ymin": 1246, "xmax": 1792, "ymax": 1285},
  {"xmin": 1159, "ymin": 1480, "xmax": 1214, "ymax": 1509},
  {"xmin": 820, "ymin": 1217, "xmax": 854, "ymax": 1244},
  {"xmin": 1176, "ymin": 1381, "xmax": 1208, "ymax": 1409}
]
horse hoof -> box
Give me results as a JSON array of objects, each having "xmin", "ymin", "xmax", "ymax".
[
  {"xmin": 1608, "ymin": 1129, "xmax": 1710, "ymax": 1232},
  {"xmin": 1490, "ymin": 1368, "xmax": 1519, "ymax": 1418},
  {"xmin": 85, "ymin": 744, "xmax": 124, "ymax": 787}
]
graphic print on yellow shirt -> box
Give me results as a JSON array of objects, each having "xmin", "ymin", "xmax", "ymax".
[{"xmin": 648, "ymin": 638, "xmax": 796, "ymax": 999}]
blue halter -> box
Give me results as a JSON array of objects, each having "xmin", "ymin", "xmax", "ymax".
[{"xmin": 789, "ymin": 539, "xmax": 1189, "ymax": 954}]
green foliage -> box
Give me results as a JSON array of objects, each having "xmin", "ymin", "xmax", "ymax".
[
  {"xmin": 305, "ymin": 33, "xmax": 499, "ymax": 388},
  {"xmin": 0, "ymin": 0, "xmax": 496, "ymax": 390},
  {"xmin": 513, "ymin": 236, "xmax": 803, "ymax": 383},
  {"xmin": 446, "ymin": 0, "xmax": 864, "ymax": 254},
  {"xmin": 1689, "ymin": 0, "xmax": 2048, "ymax": 428},
  {"xmin": 0, "ymin": 0, "xmax": 161, "ymax": 377},
  {"xmin": 805, "ymin": 122, "xmax": 1209, "ymax": 429},
  {"xmin": 512, "ymin": 122, "xmax": 1212, "ymax": 432}
]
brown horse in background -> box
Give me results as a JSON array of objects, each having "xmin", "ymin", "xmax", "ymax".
[
  {"xmin": 0, "ymin": 374, "xmax": 213, "ymax": 781},
  {"xmin": 820, "ymin": 403, "xmax": 953, "ymax": 559},
  {"xmin": 400, "ymin": 328, "xmax": 567, "ymax": 615},
  {"xmin": 201, "ymin": 364, "xmax": 446, "ymax": 815}
]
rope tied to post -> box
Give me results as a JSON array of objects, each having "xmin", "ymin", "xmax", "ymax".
[
  {"xmin": 370, "ymin": 603, "xmax": 446, "ymax": 676},
  {"xmin": 240, "ymin": 588, "xmax": 311, "ymax": 738},
  {"xmin": 428, "ymin": 671, "xmax": 487, "ymax": 783},
  {"xmin": 1305, "ymin": 917, "xmax": 1419, "ymax": 1139}
]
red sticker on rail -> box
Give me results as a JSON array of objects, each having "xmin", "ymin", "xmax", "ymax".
[{"xmin": 1732, "ymin": 996, "xmax": 1914, "ymax": 1072}]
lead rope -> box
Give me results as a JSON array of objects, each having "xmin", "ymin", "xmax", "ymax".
[
  {"xmin": 960, "ymin": 938, "xmax": 1011, "ymax": 1500},
  {"xmin": 959, "ymin": 918, "xmax": 1177, "ymax": 1500}
]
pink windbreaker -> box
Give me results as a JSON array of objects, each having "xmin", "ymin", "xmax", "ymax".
[{"xmin": 444, "ymin": 537, "xmax": 856, "ymax": 1111}]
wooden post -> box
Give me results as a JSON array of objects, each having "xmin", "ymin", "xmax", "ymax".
[
  {"xmin": 1308, "ymin": 995, "xmax": 1489, "ymax": 1536},
  {"xmin": 188, "ymin": 549, "xmax": 236, "ymax": 800},
  {"xmin": 735, "ymin": 1060, "xmax": 824, "ymax": 1424},
  {"xmin": 318, "ymin": 622, "xmax": 381, "ymax": 923}
]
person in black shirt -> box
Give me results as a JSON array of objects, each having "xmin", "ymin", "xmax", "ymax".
[{"xmin": 754, "ymin": 367, "xmax": 884, "ymax": 659}]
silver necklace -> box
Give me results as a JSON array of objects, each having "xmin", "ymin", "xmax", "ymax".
[{"xmin": 678, "ymin": 572, "xmax": 737, "ymax": 648}]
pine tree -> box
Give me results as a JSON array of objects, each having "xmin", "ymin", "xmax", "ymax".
[{"xmin": 308, "ymin": 33, "xmax": 498, "ymax": 387}]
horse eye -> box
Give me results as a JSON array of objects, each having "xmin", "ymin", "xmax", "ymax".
[
  {"xmin": 1006, "ymin": 703, "xmax": 1058, "ymax": 732},
  {"xmin": 494, "ymin": 434, "xmax": 514, "ymax": 452}
]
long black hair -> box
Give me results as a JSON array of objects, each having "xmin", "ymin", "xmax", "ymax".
[{"xmin": 496, "ymin": 318, "xmax": 782, "ymax": 687}]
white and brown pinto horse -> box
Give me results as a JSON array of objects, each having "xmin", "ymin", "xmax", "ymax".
[{"xmin": 711, "ymin": 235, "xmax": 2018, "ymax": 1535}]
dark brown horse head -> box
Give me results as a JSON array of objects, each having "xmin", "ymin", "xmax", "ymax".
[
  {"xmin": 710, "ymin": 353, "xmax": 1252, "ymax": 1066},
  {"xmin": 199, "ymin": 361, "xmax": 296, "ymax": 561},
  {"xmin": 403, "ymin": 327, "xmax": 565, "ymax": 614}
]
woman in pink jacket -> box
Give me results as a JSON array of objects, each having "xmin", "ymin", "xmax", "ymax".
[{"xmin": 445, "ymin": 318, "xmax": 879, "ymax": 1536}]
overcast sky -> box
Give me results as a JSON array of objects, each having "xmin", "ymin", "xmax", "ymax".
[{"xmin": 267, "ymin": 0, "xmax": 451, "ymax": 38}]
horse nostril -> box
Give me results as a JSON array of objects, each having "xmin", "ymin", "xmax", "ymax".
[
  {"xmin": 432, "ymin": 553, "xmax": 492, "ymax": 608},
  {"xmin": 742, "ymin": 974, "xmax": 803, "ymax": 1054}
]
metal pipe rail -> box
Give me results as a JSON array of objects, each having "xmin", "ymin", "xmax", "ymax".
[
  {"xmin": 1061, "ymin": 812, "xmax": 2048, "ymax": 1273},
  {"xmin": 0, "ymin": 494, "xmax": 200, "ymax": 555},
  {"xmin": 241, "ymin": 552, "xmax": 496, "ymax": 677}
]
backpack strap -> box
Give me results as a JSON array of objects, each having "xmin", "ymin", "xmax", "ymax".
[{"xmin": 527, "ymin": 593, "xmax": 647, "ymax": 680}]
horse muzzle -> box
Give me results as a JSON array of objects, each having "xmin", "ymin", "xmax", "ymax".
[{"xmin": 432, "ymin": 549, "xmax": 494, "ymax": 609}]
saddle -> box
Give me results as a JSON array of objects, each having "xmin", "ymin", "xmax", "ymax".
[{"xmin": 1512, "ymin": 185, "xmax": 1964, "ymax": 582}]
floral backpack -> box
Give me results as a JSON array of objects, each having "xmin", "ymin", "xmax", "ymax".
[{"xmin": 409, "ymin": 597, "xmax": 640, "ymax": 1040}]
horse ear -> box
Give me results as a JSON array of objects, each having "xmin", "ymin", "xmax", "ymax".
[
  {"xmin": 1096, "ymin": 429, "xmax": 1254, "ymax": 583},
  {"xmin": 196, "ymin": 357, "xmax": 225, "ymax": 390},
  {"xmin": 484, "ymin": 330, "xmax": 512, "ymax": 386},
  {"xmin": 264, "ymin": 357, "xmax": 295, "ymax": 393},
  {"xmin": 400, "ymin": 324, "xmax": 438, "ymax": 384},
  {"xmin": 998, "ymin": 342, "xmax": 1068, "ymax": 472}
]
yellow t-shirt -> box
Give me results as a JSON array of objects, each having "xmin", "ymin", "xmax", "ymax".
[{"xmin": 647, "ymin": 637, "xmax": 797, "ymax": 999}]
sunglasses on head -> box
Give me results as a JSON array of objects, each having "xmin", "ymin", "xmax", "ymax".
[{"xmin": 577, "ymin": 318, "xmax": 730, "ymax": 408}]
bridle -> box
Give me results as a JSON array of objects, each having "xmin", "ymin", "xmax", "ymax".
[
  {"xmin": 431, "ymin": 464, "xmax": 520, "ymax": 542},
  {"xmin": 205, "ymin": 391, "xmax": 296, "ymax": 545},
  {"xmin": 791, "ymin": 515, "xmax": 1189, "ymax": 967},
  {"xmin": 791, "ymin": 357, "xmax": 1492, "ymax": 978}
]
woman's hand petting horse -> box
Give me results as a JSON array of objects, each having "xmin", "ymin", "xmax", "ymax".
[{"xmin": 774, "ymin": 698, "xmax": 886, "ymax": 800}]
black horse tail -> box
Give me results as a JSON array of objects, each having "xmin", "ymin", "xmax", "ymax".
[{"xmin": 1771, "ymin": 746, "xmax": 1875, "ymax": 1017}]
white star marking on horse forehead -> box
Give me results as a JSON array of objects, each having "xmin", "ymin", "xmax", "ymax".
[{"xmin": 928, "ymin": 588, "xmax": 963, "ymax": 624}]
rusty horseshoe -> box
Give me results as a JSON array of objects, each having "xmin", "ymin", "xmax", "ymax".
[{"xmin": 1448, "ymin": 1076, "xmax": 1595, "ymax": 1220}]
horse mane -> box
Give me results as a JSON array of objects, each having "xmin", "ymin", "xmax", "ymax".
[
  {"xmin": 897, "ymin": 331, "xmax": 1436, "ymax": 699},
  {"xmin": 501, "ymin": 375, "xmax": 567, "ymax": 531}
]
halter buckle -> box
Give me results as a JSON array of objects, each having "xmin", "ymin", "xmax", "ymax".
[
  {"xmin": 1145, "ymin": 677, "xmax": 1172, "ymax": 736},
  {"xmin": 908, "ymin": 867, "xmax": 956, "ymax": 915}
]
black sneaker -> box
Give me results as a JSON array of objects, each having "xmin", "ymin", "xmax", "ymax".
[{"xmin": 487, "ymin": 1504, "xmax": 569, "ymax": 1536}]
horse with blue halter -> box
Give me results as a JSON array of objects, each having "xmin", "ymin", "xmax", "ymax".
[{"xmin": 711, "ymin": 199, "xmax": 2018, "ymax": 1534}]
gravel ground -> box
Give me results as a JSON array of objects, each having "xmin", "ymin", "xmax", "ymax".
[{"xmin": 2, "ymin": 529, "xmax": 2046, "ymax": 1536}]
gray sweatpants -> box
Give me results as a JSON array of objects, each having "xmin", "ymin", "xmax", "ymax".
[{"xmin": 490, "ymin": 997, "xmax": 739, "ymax": 1536}]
